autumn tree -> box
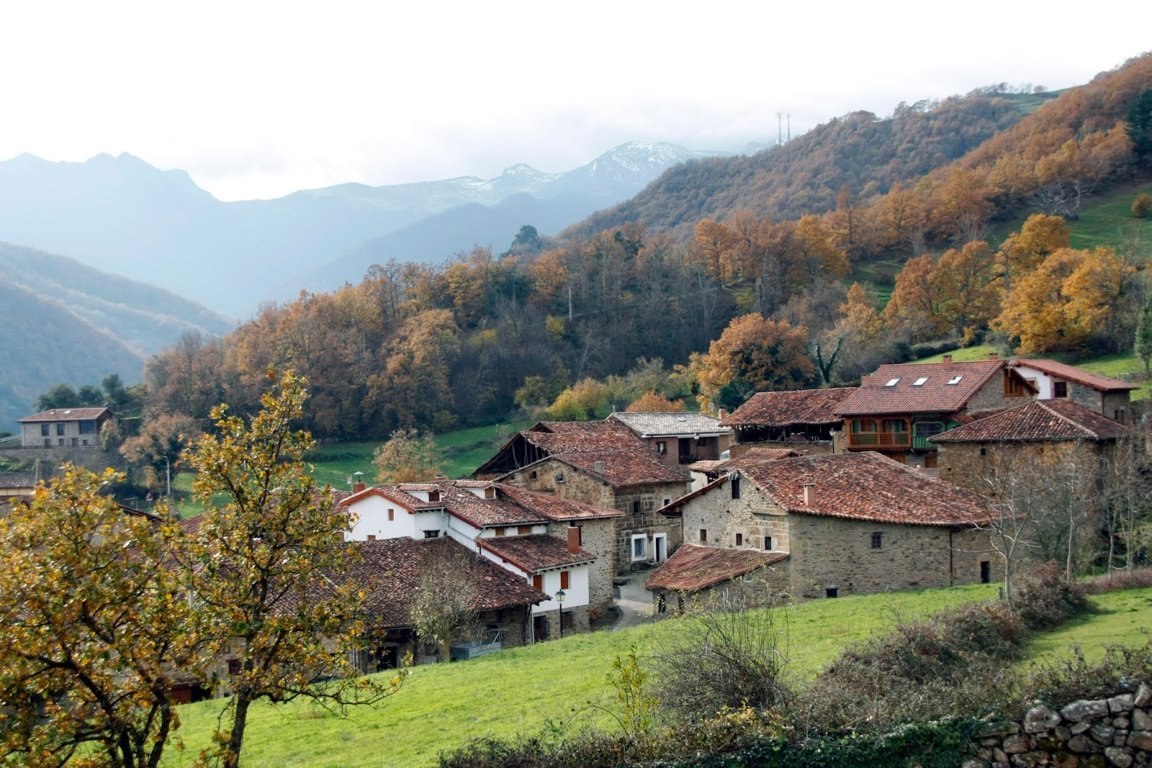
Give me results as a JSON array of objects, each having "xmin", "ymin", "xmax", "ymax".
[
  {"xmin": 373, "ymin": 427, "xmax": 443, "ymax": 484},
  {"xmin": 546, "ymin": 378, "xmax": 613, "ymax": 421},
  {"xmin": 0, "ymin": 466, "xmax": 200, "ymax": 768},
  {"xmin": 995, "ymin": 213, "xmax": 1071, "ymax": 289},
  {"xmin": 120, "ymin": 413, "xmax": 201, "ymax": 492},
  {"xmin": 881, "ymin": 253, "xmax": 949, "ymax": 341},
  {"xmin": 625, "ymin": 391, "xmax": 685, "ymax": 412},
  {"xmin": 695, "ymin": 314, "xmax": 816, "ymax": 412},
  {"xmin": 181, "ymin": 372, "xmax": 394, "ymax": 768},
  {"xmin": 995, "ymin": 246, "xmax": 1139, "ymax": 353},
  {"xmin": 933, "ymin": 240, "xmax": 1003, "ymax": 338}
]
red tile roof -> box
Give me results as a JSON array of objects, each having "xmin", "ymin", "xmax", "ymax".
[
  {"xmin": 1011, "ymin": 359, "xmax": 1138, "ymax": 392},
  {"xmin": 835, "ymin": 360, "xmax": 1008, "ymax": 416},
  {"xmin": 477, "ymin": 421, "xmax": 689, "ymax": 488},
  {"xmin": 720, "ymin": 446, "xmax": 800, "ymax": 469},
  {"xmin": 645, "ymin": 544, "xmax": 788, "ymax": 592},
  {"xmin": 495, "ymin": 484, "xmax": 622, "ymax": 522},
  {"xmin": 340, "ymin": 485, "xmax": 441, "ymax": 511},
  {"xmin": 737, "ymin": 452, "xmax": 991, "ymax": 526},
  {"xmin": 929, "ymin": 399, "xmax": 1127, "ymax": 443},
  {"xmin": 721, "ymin": 388, "xmax": 855, "ymax": 427},
  {"xmin": 340, "ymin": 538, "xmax": 545, "ymax": 627},
  {"xmin": 479, "ymin": 534, "xmax": 597, "ymax": 573},
  {"xmin": 19, "ymin": 407, "xmax": 112, "ymax": 423}
]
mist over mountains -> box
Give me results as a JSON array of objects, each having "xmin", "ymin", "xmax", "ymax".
[{"xmin": 0, "ymin": 142, "xmax": 723, "ymax": 319}]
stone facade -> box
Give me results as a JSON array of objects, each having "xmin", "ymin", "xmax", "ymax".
[
  {"xmin": 507, "ymin": 457, "xmax": 688, "ymax": 574},
  {"xmin": 672, "ymin": 473, "xmax": 998, "ymax": 600},
  {"xmin": 937, "ymin": 440, "xmax": 1110, "ymax": 495},
  {"xmin": 552, "ymin": 517, "xmax": 617, "ymax": 613},
  {"xmin": 966, "ymin": 686, "xmax": 1152, "ymax": 767}
]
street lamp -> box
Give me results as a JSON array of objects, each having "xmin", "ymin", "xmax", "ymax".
[{"xmin": 555, "ymin": 588, "xmax": 566, "ymax": 639}]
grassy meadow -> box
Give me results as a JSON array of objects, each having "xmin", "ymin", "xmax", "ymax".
[{"xmin": 162, "ymin": 582, "xmax": 1152, "ymax": 768}]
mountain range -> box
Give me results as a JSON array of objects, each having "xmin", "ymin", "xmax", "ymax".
[{"xmin": 0, "ymin": 142, "xmax": 722, "ymax": 319}]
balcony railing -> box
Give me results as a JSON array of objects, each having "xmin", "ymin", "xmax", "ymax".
[{"xmin": 848, "ymin": 431, "xmax": 910, "ymax": 449}]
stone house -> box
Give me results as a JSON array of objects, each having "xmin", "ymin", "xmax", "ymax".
[
  {"xmin": 340, "ymin": 479, "xmax": 621, "ymax": 639},
  {"xmin": 1008, "ymin": 358, "xmax": 1137, "ymax": 424},
  {"xmin": 18, "ymin": 407, "xmax": 115, "ymax": 449},
  {"xmin": 606, "ymin": 411, "xmax": 731, "ymax": 466},
  {"xmin": 720, "ymin": 387, "xmax": 855, "ymax": 453},
  {"xmin": 473, "ymin": 421, "xmax": 691, "ymax": 573},
  {"xmin": 834, "ymin": 356, "xmax": 1037, "ymax": 469},
  {"xmin": 653, "ymin": 451, "xmax": 998, "ymax": 600},
  {"xmin": 929, "ymin": 398, "xmax": 1128, "ymax": 495}
]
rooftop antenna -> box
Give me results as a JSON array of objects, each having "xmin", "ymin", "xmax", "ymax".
[
  {"xmin": 787, "ymin": 113, "xmax": 791, "ymax": 143},
  {"xmin": 777, "ymin": 112, "xmax": 783, "ymax": 146}
]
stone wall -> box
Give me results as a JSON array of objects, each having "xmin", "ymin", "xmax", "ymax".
[
  {"xmin": 555, "ymin": 518, "xmax": 617, "ymax": 612},
  {"xmin": 967, "ymin": 685, "xmax": 1152, "ymax": 767},
  {"xmin": 937, "ymin": 441, "xmax": 1110, "ymax": 500},
  {"xmin": 680, "ymin": 478, "xmax": 790, "ymax": 555}
]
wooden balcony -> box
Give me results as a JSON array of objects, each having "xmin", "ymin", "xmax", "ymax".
[{"xmin": 847, "ymin": 431, "xmax": 910, "ymax": 449}]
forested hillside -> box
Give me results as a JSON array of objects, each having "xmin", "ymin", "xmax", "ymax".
[{"xmin": 138, "ymin": 53, "xmax": 1152, "ymax": 441}]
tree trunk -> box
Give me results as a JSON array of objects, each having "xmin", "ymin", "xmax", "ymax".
[{"xmin": 222, "ymin": 693, "xmax": 253, "ymax": 768}]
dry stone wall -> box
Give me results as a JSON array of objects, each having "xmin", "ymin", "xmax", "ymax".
[{"xmin": 967, "ymin": 685, "xmax": 1152, "ymax": 767}]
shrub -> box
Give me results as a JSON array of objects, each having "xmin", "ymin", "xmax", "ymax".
[
  {"xmin": 1132, "ymin": 193, "xmax": 1152, "ymax": 219},
  {"xmin": 1081, "ymin": 566, "xmax": 1152, "ymax": 593},
  {"xmin": 1012, "ymin": 562, "xmax": 1090, "ymax": 631},
  {"xmin": 651, "ymin": 586, "xmax": 791, "ymax": 723}
]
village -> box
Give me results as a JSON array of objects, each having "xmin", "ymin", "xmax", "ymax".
[{"xmin": 2, "ymin": 352, "xmax": 1140, "ymax": 682}]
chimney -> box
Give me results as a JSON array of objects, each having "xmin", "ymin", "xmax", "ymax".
[
  {"xmin": 567, "ymin": 525, "xmax": 581, "ymax": 554},
  {"xmin": 802, "ymin": 483, "xmax": 814, "ymax": 506},
  {"xmin": 943, "ymin": 354, "xmax": 953, "ymax": 366},
  {"xmin": 352, "ymin": 481, "xmax": 366, "ymax": 493},
  {"xmin": 988, "ymin": 351, "xmax": 999, "ymax": 360},
  {"xmin": 594, "ymin": 460, "xmax": 606, "ymax": 474}
]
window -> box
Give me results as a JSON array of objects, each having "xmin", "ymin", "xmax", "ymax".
[
  {"xmin": 913, "ymin": 422, "xmax": 944, "ymax": 438},
  {"xmin": 884, "ymin": 377, "xmax": 900, "ymax": 387},
  {"xmin": 79, "ymin": 420, "xmax": 96, "ymax": 435},
  {"xmin": 631, "ymin": 534, "xmax": 647, "ymax": 560},
  {"xmin": 366, "ymin": 535, "xmax": 376, "ymax": 541},
  {"xmin": 559, "ymin": 570, "xmax": 570, "ymax": 590},
  {"xmin": 387, "ymin": 508, "xmax": 394, "ymax": 522},
  {"xmin": 71, "ymin": 438, "xmax": 78, "ymax": 446},
  {"xmin": 528, "ymin": 470, "xmax": 537, "ymax": 480},
  {"xmin": 423, "ymin": 530, "xmax": 440, "ymax": 539},
  {"xmin": 980, "ymin": 447, "xmax": 987, "ymax": 456},
  {"xmin": 517, "ymin": 525, "xmax": 533, "ymax": 535},
  {"xmin": 40, "ymin": 424, "xmax": 49, "ymax": 437},
  {"xmin": 1053, "ymin": 381, "xmax": 1068, "ymax": 398},
  {"xmin": 555, "ymin": 472, "xmax": 565, "ymax": 483},
  {"xmin": 871, "ymin": 532, "xmax": 883, "ymax": 550},
  {"xmin": 912, "ymin": 377, "xmax": 928, "ymax": 386},
  {"xmin": 656, "ymin": 441, "xmax": 667, "ymax": 455},
  {"xmin": 56, "ymin": 423, "xmax": 65, "ymax": 436},
  {"xmin": 947, "ymin": 375, "xmax": 963, "ymax": 385},
  {"xmin": 700, "ymin": 528, "xmax": 708, "ymax": 543},
  {"xmin": 735, "ymin": 533, "xmax": 743, "ymax": 546},
  {"xmin": 632, "ymin": 500, "xmax": 641, "ymax": 515},
  {"xmin": 533, "ymin": 574, "xmax": 543, "ymax": 591},
  {"xmin": 731, "ymin": 474, "xmax": 741, "ymax": 499},
  {"xmin": 1004, "ymin": 374, "xmax": 1028, "ymax": 397},
  {"xmin": 764, "ymin": 536, "xmax": 773, "ymax": 551},
  {"xmin": 428, "ymin": 489, "xmax": 441, "ymax": 502},
  {"xmin": 495, "ymin": 527, "xmax": 506, "ymax": 537},
  {"xmin": 1116, "ymin": 409, "xmax": 1126, "ymax": 423}
]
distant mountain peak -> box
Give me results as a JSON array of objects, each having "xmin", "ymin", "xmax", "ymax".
[{"xmin": 501, "ymin": 163, "xmax": 543, "ymax": 177}]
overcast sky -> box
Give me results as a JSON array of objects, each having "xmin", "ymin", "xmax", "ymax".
[{"xmin": 1, "ymin": 1, "xmax": 1148, "ymax": 201}]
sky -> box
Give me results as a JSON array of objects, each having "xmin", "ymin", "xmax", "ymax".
[{"xmin": 1, "ymin": 1, "xmax": 1148, "ymax": 202}]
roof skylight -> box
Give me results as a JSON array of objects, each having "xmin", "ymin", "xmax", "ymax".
[
  {"xmin": 912, "ymin": 377, "xmax": 928, "ymax": 386},
  {"xmin": 884, "ymin": 378, "xmax": 900, "ymax": 387},
  {"xmin": 947, "ymin": 375, "xmax": 964, "ymax": 385}
]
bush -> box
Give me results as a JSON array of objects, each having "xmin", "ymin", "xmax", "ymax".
[
  {"xmin": 1012, "ymin": 562, "xmax": 1090, "ymax": 631},
  {"xmin": 651, "ymin": 586, "xmax": 791, "ymax": 723},
  {"xmin": 1132, "ymin": 193, "xmax": 1152, "ymax": 219},
  {"xmin": 1082, "ymin": 566, "xmax": 1152, "ymax": 593}
]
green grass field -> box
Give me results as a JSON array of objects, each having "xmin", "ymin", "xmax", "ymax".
[{"xmin": 162, "ymin": 583, "xmax": 1152, "ymax": 768}]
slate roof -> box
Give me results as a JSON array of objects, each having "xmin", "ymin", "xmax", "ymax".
[
  {"xmin": 479, "ymin": 534, "xmax": 597, "ymax": 573},
  {"xmin": 341, "ymin": 538, "xmax": 545, "ymax": 628},
  {"xmin": 721, "ymin": 388, "xmax": 855, "ymax": 427},
  {"xmin": 733, "ymin": 452, "xmax": 991, "ymax": 526},
  {"xmin": 608, "ymin": 411, "xmax": 730, "ymax": 437},
  {"xmin": 1011, "ymin": 359, "xmax": 1138, "ymax": 392},
  {"xmin": 18, "ymin": 407, "xmax": 112, "ymax": 423},
  {"xmin": 929, "ymin": 399, "xmax": 1128, "ymax": 443},
  {"xmin": 835, "ymin": 360, "xmax": 1009, "ymax": 416},
  {"xmin": 645, "ymin": 544, "xmax": 788, "ymax": 592},
  {"xmin": 476, "ymin": 421, "xmax": 689, "ymax": 488},
  {"xmin": 0, "ymin": 472, "xmax": 36, "ymax": 489}
]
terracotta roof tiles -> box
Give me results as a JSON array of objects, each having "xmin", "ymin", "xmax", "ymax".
[
  {"xmin": 929, "ymin": 399, "xmax": 1127, "ymax": 443},
  {"xmin": 721, "ymin": 388, "xmax": 855, "ymax": 427},
  {"xmin": 19, "ymin": 407, "xmax": 112, "ymax": 423},
  {"xmin": 1012, "ymin": 359, "xmax": 1138, "ymax": 392},
  {"xmin": 479, "ymin": 534, "xmax": 597, "ymax": 573},
  {"xmin": 835, "ymin": 360, "xmax": 1007, "ymax": 416},
  {"xmin": 645, "ymin": 544, "xmax": 788, "ymax": 592}
]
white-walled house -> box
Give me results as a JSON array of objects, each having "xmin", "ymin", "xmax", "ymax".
[{"xmin": 341, "ymin": 479, "xmax": 622, "ymax": 639}]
